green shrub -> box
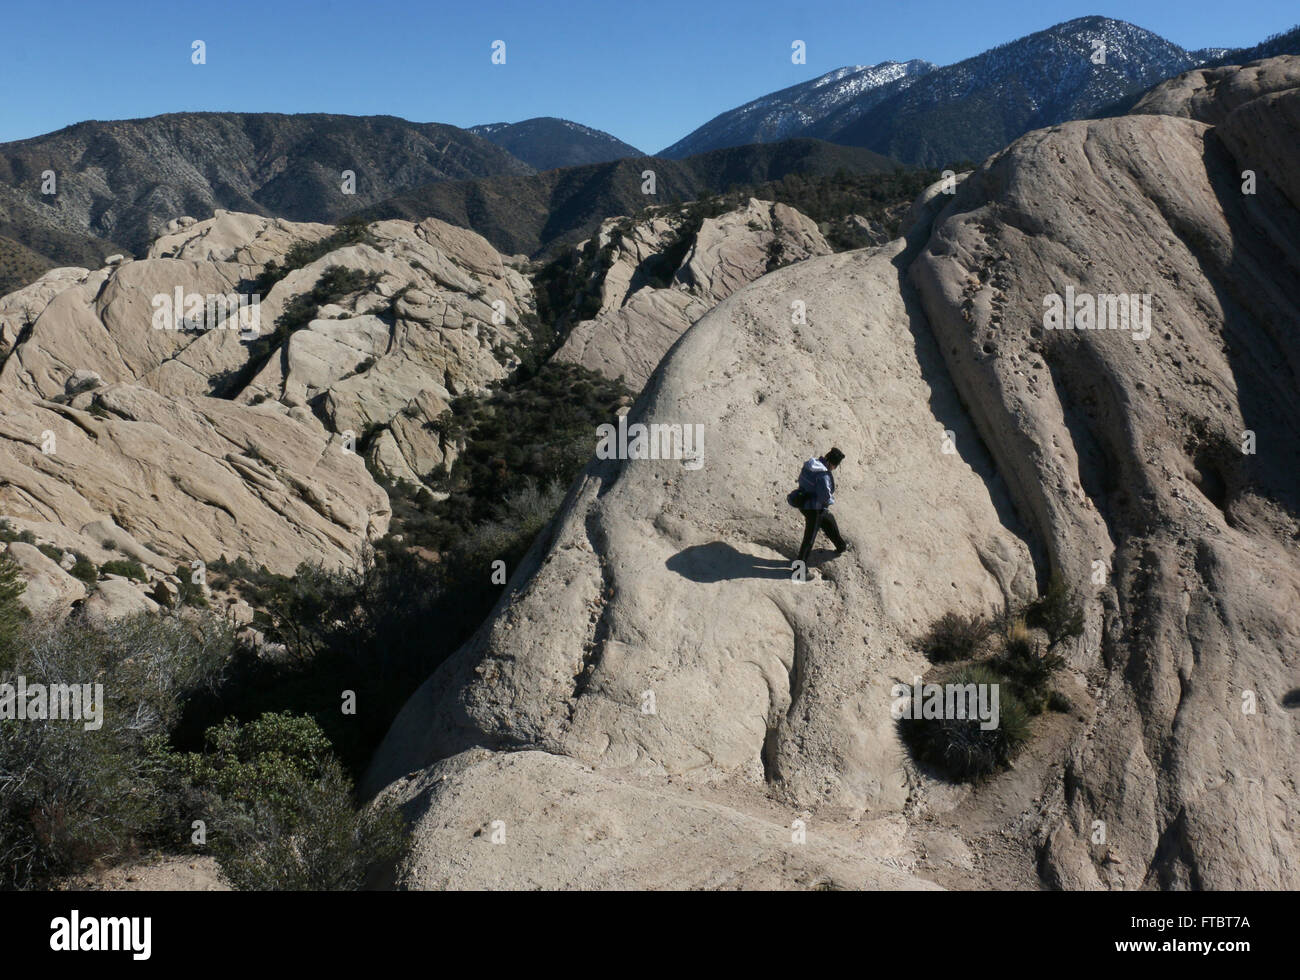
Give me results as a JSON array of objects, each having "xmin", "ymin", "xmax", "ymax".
[
  {"xmin": 410, "ymin": 361, "xmax": 626, "ymax": 553},
  {"xmin": 898, "ymin": 664, "xmax": 1031, "ymax": 780},
  {"xmin": 100, "ymin": 558, "xmax": 146, "ymax": 581},
  {"xmin": 168, "ymin": 713, "xmax": 406, "ymax": 890},
  {"xmin": 0, "ymin": 520, "xmax": 36, "ymax": 545},
  {"xmin": 68, "ymin": 556, "xmax": 98, "ymax": 585},
  {"xmin": 253, "ymin": 219, "xmax": 376, "ymax": 294},
  {"xmin": 1026, "ymin": 573, "xmax": 1085, "ymax": 645},
  {"xmin": 0, "ymin": 552, "xmax": 28, "ymax": 671},
  {"xmin": 0, "ymin": 612, "xmax": 235, "ymax": 889},
  {"xmin": 36, "ymin": 543, "xmax": 63, "ymax": 563},
  {"xmin": 1047, "ymin": 690, "xmax": 1073, "ymax": 713},
  {"xmin": 919, "ymin": 611, "xmax": 991, "ymax": 662},
  {"xmin": 174, "ymin": 565, "xmax": 208, "ymax": 608},
  {"xmin": 993, "ymin": 631, "xmax": 1065, "ymax": 715},
  {"xmin": 189, "ymin": 480, "xmax": 565, "ymax": 779},
  {"xmin": 272, "ymin": 265, "xmax": 378, "ymax": 337}
]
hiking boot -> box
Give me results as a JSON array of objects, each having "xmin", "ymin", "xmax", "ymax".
[{"xmin": 834, "ymin": 540, "xmax": 851, "ymax": 556}]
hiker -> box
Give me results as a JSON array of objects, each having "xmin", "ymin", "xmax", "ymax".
[{"xmin": 792, "ymin": 447, "xmax": 849, "ymax": 567}]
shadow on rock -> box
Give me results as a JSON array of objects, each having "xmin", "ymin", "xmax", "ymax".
[{"xmin": 665, "ymin": 541, "xmax": 796, "ymax": 582}]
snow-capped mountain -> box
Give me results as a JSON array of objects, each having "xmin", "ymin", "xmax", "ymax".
[
  {"xmin": 663, "ymin": 16, "xmax": 1231, "ymax": 168},
  {"xmin": 827, "ymin": 16, "xmax": 1212, "ymax": 165},
  {"xmin": 658, "ymin": 60, "xmax": 935, "ymax": 158}
]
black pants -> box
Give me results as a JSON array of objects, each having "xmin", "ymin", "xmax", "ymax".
[{"xmin": 797, "ymin": 508, "xmax": 845, "ymax": 565}]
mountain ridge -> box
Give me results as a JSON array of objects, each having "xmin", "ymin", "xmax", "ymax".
[
  {"xmin": 469, "ymin": 116, "xmax": 643, "ymax": 170},
  {"xmin": 354, "ymin": 137, "xmax": 903, "ymax": 258},
  {"xmin": 662, "ymin": 16, "xmax": 1269, "ymax": 167},
  {"xmin": 659, "ymin": 59, "xmax": 935, "ymax": 158},
  {"xmin": 0, "ymin": 111, "xmax": 535, "ymax": 267}
]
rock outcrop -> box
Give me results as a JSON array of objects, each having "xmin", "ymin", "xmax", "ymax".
[
  {"xmin": 554, "ymin": 199, "xmax": 831, "ymax": 389},
  {"xmin": 912, "ymin": 55, "xmax": 1300, "ymax": 889},
  {"xmin": 0, "ymin": 209, "xmax": 542, "ymax": 594},
  {"xmin": 368, "ymin": 57, "xmax": 1300, "ymax": 890},
  {"xmin": 0, "ymin": 384, "xmax": 386, "ymax": 577},
  {"xmin": 367, "ymin": 185, "xmax": 1031, "ymax": 889},
  {"xmin": 0, "ymin": 267, "xmax": 92, "ymax": 359}
]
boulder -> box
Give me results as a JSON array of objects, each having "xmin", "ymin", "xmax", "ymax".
[
  {"xmin": 81, "ymin": 576, "xmax": 160, "ymax": 627},
  {"xmin": 3, "ymin": 541, "xmax": 86, "ymax": 615}
]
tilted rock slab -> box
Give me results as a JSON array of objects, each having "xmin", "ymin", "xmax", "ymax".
[
  {"xmin": 367, "ymin": 189, "xmax": 1033, "ymax": 889},
  {"xmin": 0, "ymin": 383, "xmax": 388, "ymax": 575},
  {"xmin": 555, "ymin": 199, "xmax": 832, "ymax": 390},
  {"xmin": 910, "ymin": 59, "xmax": 1300, "ymax": 887}
]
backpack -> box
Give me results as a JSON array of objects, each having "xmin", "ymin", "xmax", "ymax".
[{"xmin": 789, "ymin": 457, "xmax": 834, "ymax": 509}]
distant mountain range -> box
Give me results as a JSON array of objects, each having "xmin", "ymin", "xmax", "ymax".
[
  {"xmin": 666, "ymin": 16, "xmax": 1274, "ymax": 166},
  {"xmin": 1207, "ymin": 23, "xmax": 1300, "ymax": 66},
  {"xmin": 0, "ymin": 112, "xmax": 531, "ymax": 262},
  {"xmin": 354, "ymin": 138, "xmax": 899, "ymax": 257},
  {"xmin": 469, "ymin": 117, "xmax": 643, "ymax": 170},
  {"xmin": 1, "ymin": 15, "xmax": 1297, "ymax": 294},
  {"xmin": 660, "ymin": 60, "xmax": 935, "ymax": 158}
]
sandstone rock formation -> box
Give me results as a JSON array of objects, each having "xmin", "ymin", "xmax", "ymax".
[
  {"xmin": 0, "ymin": 191, "xmax": 838, "ymax": 622},
  {"xmin": 0, "ymin": 267, "xmax": 92, "ymax": 359},
  {"xmin": 0, "ymin": 384, "xmax": 386, "ymax": 577},
  {"xmin": 0, "ymin": 209, "xmax": 543, "ymax": 602},
  {"xmin": 2, "ymin": 540, "xmax": 86, "ymax": 615},
  {"xmin": 368, "ymin": 57, "xmax": 1300, "ymax": 890},
  {"xmin": 233, "ymin": 216, "xmax": 535, "ymax": 484},
  {"xmin": 367, "ymin": 185, "xmax": 1031, "ymax": 889},
  {"xmin": 912, "ymin": 54, "xmax": 1300, "ymax": 889},
  {"xmin": 555, "ymin": 199, "xmax": 831, "ymax": 389}
]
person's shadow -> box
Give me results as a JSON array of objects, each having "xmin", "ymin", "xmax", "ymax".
[{"xmin": 665, "ymin": 541, "xmax": 801, "ymax": 582}]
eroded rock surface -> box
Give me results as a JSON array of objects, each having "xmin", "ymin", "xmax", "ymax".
[
  {"xmin": 555, "ymin": 199, "xmax": 831, "ymax": 389},
  {"xmin": 369, "ymin": 58, "xmax": 1300, "ymax": 890}
]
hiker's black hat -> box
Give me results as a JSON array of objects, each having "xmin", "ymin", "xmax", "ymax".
[{"xmin": 825, "ymin": 447, "xmax": 845, "ymax": 466}]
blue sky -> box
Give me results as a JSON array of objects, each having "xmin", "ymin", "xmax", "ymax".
[{"xmin": 1, "ymin": 0, "xmax": 1293, "ymax": 152}]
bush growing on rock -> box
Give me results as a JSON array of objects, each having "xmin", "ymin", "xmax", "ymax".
[
  {"xmin": 899, "ymin": 664, "xmax": 1031, "ymax": 780},
  {"xmin": 253, "ymin": 218, "xmax": 376, "ymax": 294},
  {"xmin": 919, "ymin": 611, "xmax": 991, "ymax": 662},
  {"xmin": 174, "ymin": 566, "xmax": 208, "ymax": 608},
  {"xmin": 273, "ymin": 265, "xmax": 380, "ymax": 337},
  {"xmin": 0, "ymin": 521, "xmax": 36, "ymax": 545},
  {"xmin": 993, "ymin": 632, "xmax": 1065, "ymax": 716},
  {"xmin": 100, "ymin": 558, "xmax": 146, "ymax": 581},
  {"xmin": 1026, "ymin": 572, "xmax": 1084, "ymax": 645},
  {"xmin": 1047, "ymin": 690, "xmax": 1073, "ymax": 713},
  {"xmin": 67, "ymin": 555, "xmax": 98, "ymax": 585}
]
